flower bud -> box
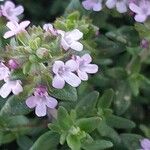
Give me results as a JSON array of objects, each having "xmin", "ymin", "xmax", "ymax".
[
  {"xmin": 36, "ymin": 48, "xmax": 49, "ymax": 59},
  {"xmin": 141, "ymin": 39, "xmax": 149, "ymax": 49},
  {"xmin": 8, "ymin": 59, "xmax": 20, "ymax": 69}
]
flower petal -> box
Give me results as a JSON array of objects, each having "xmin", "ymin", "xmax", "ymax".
[
  {"xmin": 63, "ymin": 72, "xmax": 81, "ymax": 87},
  {"xmin": 135, "ymin": 14, "xmax": 147, "ymax": 22},
  {"xmin": 0, "ymin": 83, "xmax": 11, "ymax": 98},
  {"xmin": 65, "ymin": 59, "xmax": 78, "ymax": 71},
  {"xmin": 116, "ymin": 1, "xmax": 127, "ymax": 13},
  {"xmin": 82, "ymin": 0, "xmax": 93, "ymax": 10},
  {"xmin": 52, "ymin": 61, "xmax": 64, "ymax": 74},
  {"xmin": 141, "ymin": 139, "xmax": 150, "ymax": 149},
  {"xmin": 26, "ymin": 96, "xmax": 37, "ymax": 108},
  {"xmin": 52, "ymin": 75, "xmax": 65, "ymax": 89},
  {"xmin": 70, "ymin": 41, "xmax": 83, "ymax": 51},
  {"xmin": 129, "ymin": 3, "xmax": 141, "ymax": 14},
  {"xmin": 14, "ymin": 6, "xmax": 24, "ymax": 16},
  {"xmin": 46, "ymin": 96, "xmax": 58, "ymax": 108},
  {"xmin": 61, "ymin": 38, "xmax": 70, "ymax": 50},
  {"xmin": 6, "ymin": 21, "xmax": 18, "ymax": 31},
  {"xmin": 81, "ymin": 54, "xmax": 92, "ymax": 64},
  {"xmin": 77, "ymin": 70, "xmax": 88, "ymax": 81},
  {"xmin": 12, "ymin": 80, "xmax": 23, "ymax": 95},
  {"xmin": 35, "ymin": 102, "xmax": 47, "ymax": 117},
  {"xmin": 3, "ymin": 31, "xmax": 15, "ymax": 39},
  {"xmin": 19, "ymin": 21, "xmax": 30, "ymax": 29},
  {"xmin": 83, "ymin": 64, "xmax": 98, "ymax": 74},
  {"xmin": 106, "ymin": 0, "xmax": 116, "ymax": 9},
  {"xmin": 69, "ymin": 29, "xmax": 83, "ymax": 41},
  {"xmin": 93, "ymin": 2, "xmax": 102, "ymax": 11}
]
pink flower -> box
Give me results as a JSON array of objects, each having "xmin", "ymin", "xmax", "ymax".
[
  {"xmin": 8, "ymin": 59, "xmax": 20, "ymax": 69},
  {"xmin": 26, "ymin": 86, "xmax": 58, "ymax": 117},
  {"xmin": 1, "ymin": 1, "xmax": 24, "ymax": 22},
  {"xmin": 74, "ymin": 54, "xmax": 98, "ymax": 81},
  {"xmin": 140, "ymin": 138, "xmax": 150, "ymax": 150},
  {"xmin": 0, "ymin": 62, "xmax": 10, "ymax": 81},
  {"xmin": 0, "ymin": 79, "xmax": 23, "ymax": 98},
  {"xmin": 129, "ymin": 0, "xmax": 150, "ymax": 22},
  {"xmin": 82, "ymin": 0, "xmax": 102, "ymax": 11},
  {"xmin": 57, "ymin": 29, "xmax": 83, "ymax": 51},
  {"xmin": 106, "ymin": 0, "xmax": 128, "ymax": 13},
  {"xmin": 52, "ymin": 60, "xmax": 81, "ymax": 89},
  {"xmin": 3, "ymin": 20, "xmax": 30, "ymax": 39},
  {"xmin": 43, "ymin": 23, "xmax": 57, "ymax": 36}
]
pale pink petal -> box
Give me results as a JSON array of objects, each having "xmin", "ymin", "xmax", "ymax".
[
  {"xmin": 52, "ymin": 61, "xmax": 64, "ymax": 74},
  {"xmin": 129, "ymin": 3, "xmax": 141, "ymax": 14},
  {"xmin": 14, "ymin": 6, "xmax": 24, "ymax": 15},
  {"xmin": 135, "ymin": 14, "xmax": 147, "ymax": 22},
  {"xmin": 69, "ymin": 29, "xmax": 83, "ymax": 41},
  {"xmin": 61, "ymin": 38, "xmax": 70, "ymax": 50},
  {"xmin": 141, "ymin": 139, "xmax": 150, "ymax": 149},
  {"xmin": 5, "ymin": 1, "xmax": 15, "ymax": 9},
  {"xmin": 63, "ymin": 72, "xmax": 81, "ymax": 87},
  {"xmin": 35, "ymin": 102, "xmax": 47, "ymax": 117},
  {"xmin": 77, "ymin": 70, "xmax": 88, "ymax": 81},
  {"xmin": 57, "ymin": 30, "xmax": 65, "ymax": 36},
  {"xmin": 3, "ymin": 31, "xmax": 15, "ymax": 39},
  {"xmin": 65, "ymin": 60, "xmax": 78, "ymax": 71},
  {"xmin": 6, "ymin": 21, "xmax": 18, "ymax": 31},
  {"xmin": 26, "ymin": 96, "xmax": 37, "ymax": 108},
  {"xmin": 93, "ymin": 2, "xmax": 102, "ymax": 11},
  {"xmin": 116, "ymin": 1, "xmax": 127, "ymax": 13},
  {"xmin": 19, "ymin": 21, "xmax": 30, "ymax": 29},
  {"xmin": 83, "ymin": 64, "xmax": 98, "ymax": 73},
  {"xmin": 46, "ymin": 96, "xmax": 58, "ymax": 108},
  {"xmin": 70, "ymin": 41, "xmax": 83, "ymax": 51},
  {"xmin": 0, "ymin": 83, "xmax": 11, "ymax": 98},
  {"xmin": 52, "ymin": 75, "xmax": 65, "ymax": 89},
  {"xmin": 106, "ymin": 0, "xmax": 116, "ymax": 9},
  {"xmin": 82, "ymin": 0, "xmax": 93, "ymax": 10},
  {"xmin": 81, "ymin": 54, "xmax": 92, "ymax": 63},
  {"xmin": 12, "ymin": 81, "xmax": 23, "ymax": 95}
]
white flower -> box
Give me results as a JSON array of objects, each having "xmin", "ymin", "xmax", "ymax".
[{"xmin": 58, "ymin": 29, "xmax": 83, "ymax": 51}]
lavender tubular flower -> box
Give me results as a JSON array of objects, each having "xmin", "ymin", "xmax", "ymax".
[
  {"xmin": 26, "ymin": 86, "xmax": 58, "ymax": 117},
  {"xmin": 0, "ymin": 1, "xmax": 24, "ymax": 22}
]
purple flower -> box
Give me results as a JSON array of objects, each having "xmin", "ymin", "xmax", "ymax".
[
  {"xmin": 106, "ymin": 0, "xmax": 128, "ymax": 13},
  {"xmin": 74, "ymin": 54, "xmax": 98, "ymax": 81},
  {"xmin": 43, "ymin": 23, "xmax": 57, "ymax": 36},
  {"xmin": 57, "ymin": 29, "xmax": 83, "ymax": 51},
  {"xmin": 0, "ymin": 62, "xmax": 10, "ymax": 81},
  {"xmin": 141, "ymin": 39, "xmax": 149, "ymax": 49},
  {"xmin": 52, "ymin": 60, "xmax": 81, "ymax": 89},
  {"xmin": 0, "ymin": 79, "xmax": 23, "ymax": 98},
  {"xmin": 3, "ymin": 20, "xmax": 30, "ymax": 39},
  {"xmin": 8, "ymin": 59, "xmax": 20, "ymax": 69},
  {"xmin": 82, "ymin": 0, "xmax": 102, "ymax": 11},
  {"xmin": 1, "ymin": 1, "xmax": 24, "ymax": 22},
  {"xmin": 26, "ymin": 86, "xmax": 58, "ymax": 117},
  {"xmin": 140, "ymin": 138, "xmax": 150, "ymax": 150},
  {"xmin": 129, "ymin": 0, "xmax": 150, "ymax": 22}
]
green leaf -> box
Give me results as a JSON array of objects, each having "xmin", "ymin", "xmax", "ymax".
[
  {"xmin": 0, "ymin": 95, "xmax": 31, "ymax": 117},
  {"xmin": 66, "ymin": 134, "xmax": 81, "ymax": 150},
  {"xmin": 51, "ymin": 85, "xmax": 77, "ymax": 101},
  {"xmin": 17, "ymin": 136, "xmax": 33, "ymax": 150},
  {"xmin": 98, "ymin": 89, "xmax": 114, "ymax": 109},
  {"xmin": 76, "ymin": 91, "xmax": 99, "ymax": 117},
  {"xmin": 106, "ymin": 115, "xmax": 135, "ymax": 129},
  {"xmin": 97, "ymin": 121, "xmax": 121, "ymax": 144},
  {"xmin": 76, "ymin": 117, "xmax": 101, "ymax": 133},
  {"xmin": 30, "ymin": 131, "xmax": 59, "ymax": 150},
  {"xmin": 82, "ymin": 140, "xmax": 113, "ymax": 150},
  {"xmin": 120, "ymin": 133, "xmax": 142, "ymax": 150},
  {"xmin": 57, "ymin": 106, "xmax": 73, "ymax": 131}
]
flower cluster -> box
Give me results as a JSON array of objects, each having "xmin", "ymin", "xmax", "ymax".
[
  {"xmin": 0, "ymin": 1, "xmax": 24, "ymax": 22},
  {"xmin": 82, "ymin": 0, "xmax": 150, "ymax": 22},
  {"xmin": 0, "ymin": 3, "xmax": 98, "ymax": 117}
]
